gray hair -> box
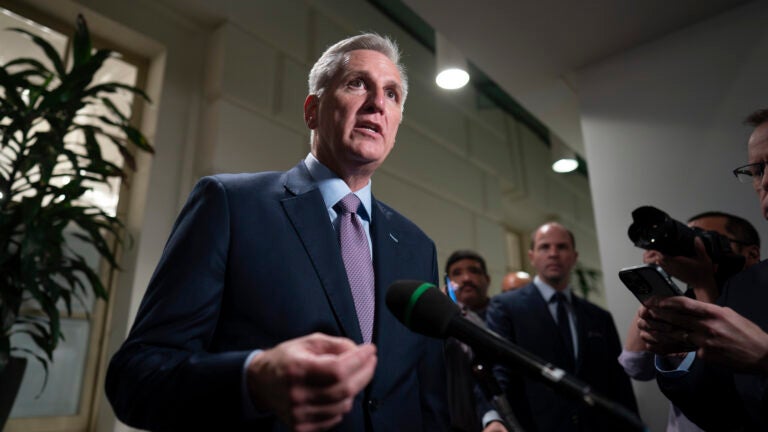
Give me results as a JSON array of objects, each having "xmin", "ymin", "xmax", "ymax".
[{"xmin": 308, "ymin": 33, "xmax": 409, "ymax": 107}]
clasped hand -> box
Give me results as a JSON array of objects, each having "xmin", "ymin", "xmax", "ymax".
[{"xmin": 247, "ymin": 333, "xmax": 377, "ymax": 432}]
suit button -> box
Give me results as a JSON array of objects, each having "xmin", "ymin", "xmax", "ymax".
[
  {"xmin": 367, "ymin": 398, "xmax": 379, "ymax": 412},
  {"xmin": 571, "ymin": 414, "xmax": 579, "ymax": 424}
]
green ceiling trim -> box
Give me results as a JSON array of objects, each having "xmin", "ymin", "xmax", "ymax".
[
  {"xmin": 368, "ymin": 0, "xmax": 551, "ymax": 145},
  {"xmin": 369, "ymin": 0, "xmax": 435, "ymax": 50}
]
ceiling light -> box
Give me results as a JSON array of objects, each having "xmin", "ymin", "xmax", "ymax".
[
  {"xmin": 552, "ymin": 158, "xmax": 578, "ymax": 173},
  {"xmin": 435, "ymin": 32, "xmax": 469, "ymax": 90},
  {"xmin": 551, "ymin": 136, "xmax": 579, "ymax": 173}
]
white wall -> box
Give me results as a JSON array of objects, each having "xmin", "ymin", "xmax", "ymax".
[{"xmin": 575, "ymin": 2, "xmax": 768, "ymax": 430}]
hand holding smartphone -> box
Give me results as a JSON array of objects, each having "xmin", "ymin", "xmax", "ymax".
[{"xmin": 619, "ymin": 264, "xmax": 683, "ymax": 305}]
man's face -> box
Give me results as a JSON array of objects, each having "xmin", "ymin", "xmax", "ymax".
[
  {"xmin": 528, "ymin": 224, "xmax": 578, "ymax": 290},
  {"xmin": 448, "ymin": 258, "xmax": 490, "ymax": 310},
  {"xmin": 689, "ymin": 216, "xmax": 759, "ymax": 269},
  {"xmin": 748, "ymin": 121, "xmax": 768, "ymax": 220},
  {"xmin": 305, "ymin": 49, "xmax": 403, "ymax": 183}
]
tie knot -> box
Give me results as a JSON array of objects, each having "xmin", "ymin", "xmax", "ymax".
[
  {"xmin": 336, "ymin": 193, "xmax": 362, "ymax": 215},
  {"xmin": 553, "ymin": 292, "xmax": 568, "ymax": 304}
]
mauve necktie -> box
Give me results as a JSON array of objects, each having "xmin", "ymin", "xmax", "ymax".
[
  {"xmin": 554, "ymin": 292, "xmax": 575, "ymax": 370},
  {"xmin": 336, "ymin": 193, "xmax": 375, "ymax": 343}
]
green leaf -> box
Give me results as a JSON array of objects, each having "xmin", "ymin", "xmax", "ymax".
[
  {"xmin": 72, "ymin": 15, "xmax": 92, "ymax": 67},
  {"xmin": 2, "ymin": 56, "xmax": 53, "ymax": 72},
  {"xmin": 0, "ymin": 66, "xmax": 26, "ymax": 108},
  {"xmin": 100, "ymin": 96, "xmax": 128, "ymax": 122},
  {"xmin": 84, "ymin": 82, "xmax": 151, "ymax": 102},
  {"xmin": 1, "ymin": 12, "xmax": 153, "ymax": 392},
  {"xmin": 7, "ymin": 28, "xmax": 66, "ymax": 77},
  {"xmin": 9, "ymin": 346, "xmax": 50, "ymax": 397},
  {"xmin": 70, "ymin": 256, "xmax": 109, "ymax": 300},
  {"xmin": 122, "ymin": 125, "xmax": 154, "ymax": 153}
]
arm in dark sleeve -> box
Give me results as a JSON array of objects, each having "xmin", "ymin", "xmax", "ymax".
[
  {"xmin": 417, "ymin": 243, "xmax": 451, "ymax": 430},
  {"xmin": 656, "ymin": 276, "xmax": 757, "ymax": 430},
  {"xmin": 484, "ymin": 295, "xmax": 535, "ymax": 431},
  {"xmin": 657, "ymin": 360, "xmax": 750, "ymax": 430},
  {"xmin": 105, "ymin": 177, "xmax": 259, "ymax": 430}
]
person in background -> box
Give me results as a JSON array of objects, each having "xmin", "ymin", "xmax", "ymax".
[
  {"xmin": 443, "ymin": 250, "xmax": 495, "ymax": 431},
  {"xmin": 639, "ymin": 108, "xmax": 768, "ymax": 430},
  {"xmin": 446, "ymin": 250, "xmax": 493, "ymax": 318},
  {"xmin": 620, "ymin": 211, "xmax": 760, "ymax": 431},
  {"xmin": 483, "ymin": 222, "xmax": 638, "ymax": 432},
  {"xmin": 501, "ymin": 271, "xmax": 531, "ymax": 293}
]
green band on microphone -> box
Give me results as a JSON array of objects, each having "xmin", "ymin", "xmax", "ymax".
[{"xmin": 404, "ymin": 282, "xmax": 434, "ymax": 328}]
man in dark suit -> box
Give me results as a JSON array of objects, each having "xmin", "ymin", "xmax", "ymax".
[
  {"xmin": 443, "ymin": 250, "xmax": 493, "ymax": 432},
  {"xmin": 105, "ymin": 33, "xmax": 448, "ymax": 432},
  {"xmin": 482, "ymin": 222, "xmax": 638, "ymax": 432},
  {"xmin": 639, "ymin": 108, "xmax": 768, "ymax": 430}
]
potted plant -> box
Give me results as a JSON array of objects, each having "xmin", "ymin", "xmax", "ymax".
[{"xmin": 0, "ymin": 14, "xmax": 153, "ymax": 423}]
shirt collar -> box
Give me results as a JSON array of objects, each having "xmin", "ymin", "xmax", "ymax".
[
  {"xmin": 304, "ymin": 153, "xmax": 372, "ymax": 221},
  {"xmin": 533, "ymin": 275, "xmax": 572, "ymax": 303}
]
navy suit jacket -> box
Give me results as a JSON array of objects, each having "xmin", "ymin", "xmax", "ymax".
[
  {"xmin": 485, "ymin": 283, "xmax": 638, "ymax": 432},
  {"xmin": 657, "ymin": 260, "xmax": 768, "ymax": 430},
  {"xmin": 106, "ymin": 162, "xmax": 449, "ymax": 431}
]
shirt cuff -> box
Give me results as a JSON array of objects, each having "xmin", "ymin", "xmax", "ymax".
[
  {"xmin": 618, "ymin": 349, "xmax": 656, "ymax": 381},
  {"xmin": 483, "ymin": 410, "xmax": 502, "ymax": 427},
  {"xmin": 654, "ymin": 352, "xmax": 696, "ymax": 378},
  {"xmin": 242, "ymin": 349, "xmax": 266, "ymax": 418}
]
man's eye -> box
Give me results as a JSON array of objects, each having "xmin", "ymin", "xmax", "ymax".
[
  {"xmin": 348, "ymin": 79, "xmax": 364, "ymax": 89},
  {"xmin": 386, "ymin": 89, "xmax": 397, "ymax": 100}
]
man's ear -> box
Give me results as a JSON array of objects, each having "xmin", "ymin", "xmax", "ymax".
[
  {"xmin": 304, "ymin": 95, "xmax": 319, "ymax": 129},
  {"xmin": 746, "ymin": 244, "xmax": 761, "ymax": 267}
]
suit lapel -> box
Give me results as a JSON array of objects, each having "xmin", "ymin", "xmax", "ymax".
[
  {"xmin": 281, "ymin": 163, "xmax": 363, "ymax": 343},
  {"xmin": 526, "ymin": 283, "xmax": 559, "ymax": 334},
  {"xmin": 370, "ymin": 199, "xmax": 401, "ymax": 350}
]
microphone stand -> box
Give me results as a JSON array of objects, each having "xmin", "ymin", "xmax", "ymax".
[
  {"xmin": 472, "ymin": 358, "xmax": 525, "ymax": 432},
  {"xmin": 450, "ymin": 320, "xmax": 645, "ymax": 431}
]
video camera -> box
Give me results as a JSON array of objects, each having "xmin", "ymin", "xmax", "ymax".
[{"xmin": 627, "ymin": 206, "xmax": 745, "ymax": 283}]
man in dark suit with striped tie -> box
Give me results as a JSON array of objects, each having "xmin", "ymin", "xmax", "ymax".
[{"xmin": 482, "ymin": 222, "xmax": 637, "ymax": 432}]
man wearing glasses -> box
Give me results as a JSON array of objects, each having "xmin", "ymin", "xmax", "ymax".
[
  {"xmin": 637, "ymin": 108, "xmax": 768, "ymax": 430},
  {"xmin": 620, "ymin": 211, "xmax": 760, "ymax": 432}
]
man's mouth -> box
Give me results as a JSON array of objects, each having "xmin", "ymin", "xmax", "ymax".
[{"xmin": 356, "ymin": 120, "xmax": 381, "ymax": 135}]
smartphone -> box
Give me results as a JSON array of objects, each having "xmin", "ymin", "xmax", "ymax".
[
  {"xmin": 618, "ymin": 264, "xmax": 683, "ymax": 305},
  {"xmin": 445, "ymin": 274, "xmax": 458, "ymax": 303}
]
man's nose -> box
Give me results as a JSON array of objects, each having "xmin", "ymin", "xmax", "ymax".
[{"xmin": 363, "ymin": 88, "xmax": 386, "ymax": 113}]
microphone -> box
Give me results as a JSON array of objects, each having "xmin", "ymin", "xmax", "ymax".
[{"xmin": 386, "ymin": 280, "xmax": 645, "ymax": 431}]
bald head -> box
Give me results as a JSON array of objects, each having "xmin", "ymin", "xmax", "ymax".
[{"xmin": 501, "ymin": 271, "xmax": 531, "ymax": 292}]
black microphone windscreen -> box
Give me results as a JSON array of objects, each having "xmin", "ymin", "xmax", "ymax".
[{"xmin": 385, "ymin": 280, "xmax": 460, "ymax": 338}]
